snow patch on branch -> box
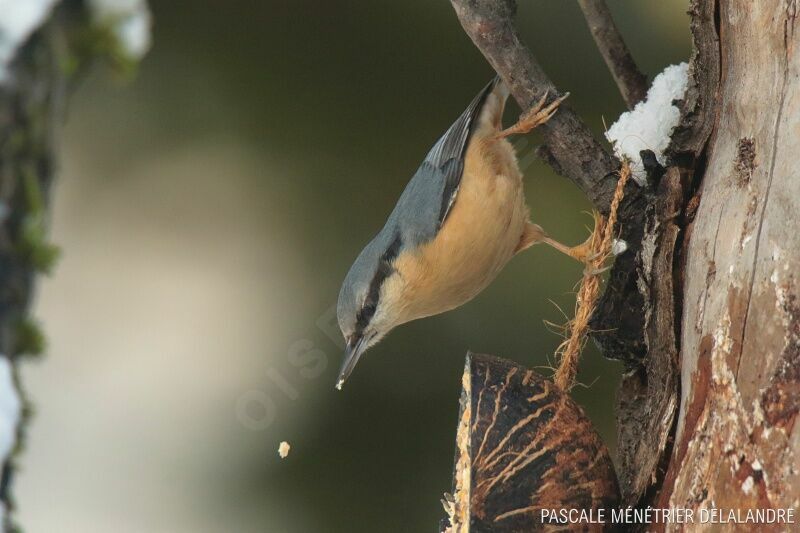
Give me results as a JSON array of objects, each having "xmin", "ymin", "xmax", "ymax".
[
  {"xmin": 88, "ymin": 0, "xmax": 152, "ymax": 60},
  {"xmin": 0, "ymin": 0, "xmax": 59, "ymax": 84},
  {"xmin": 605, "ymin": 62, "xmax": 689, "ymax": 185},
  {"xmin": 0, "ymin": 0, "xmax": 151, "ymax": 83}
]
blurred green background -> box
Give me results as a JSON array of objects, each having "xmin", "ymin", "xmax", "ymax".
[{"xmin": 16, "ymin": 1, "xmax": 689, "ymax": 532}]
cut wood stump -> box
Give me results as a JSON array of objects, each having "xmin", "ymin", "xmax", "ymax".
[{"xmin": 440, "ymin": 353, "xmax": 620, "ymax": 532}]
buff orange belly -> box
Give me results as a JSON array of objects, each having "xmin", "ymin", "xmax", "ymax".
[{"xmin": 393, "ymin": 163, "xmax": 528, "ymax": 323}]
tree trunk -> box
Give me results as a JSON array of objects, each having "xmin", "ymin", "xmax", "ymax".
[
  {"xmin": 0, "ymin": 7, "xmax": 75, "ymax": 529},
  {"xmin": 658, "ymin": 0, "xmax": 800, "ymax": 523},
  {"xmin": 0, "ymin": 2, "xmax": 147, "ymax": 528}
]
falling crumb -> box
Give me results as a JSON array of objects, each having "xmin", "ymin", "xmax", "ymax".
[{"xmin": 278, "ymin": 441, "xmax": 290, "ymax": 459}]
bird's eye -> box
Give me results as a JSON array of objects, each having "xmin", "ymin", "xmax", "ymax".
[
  {"xmin": 356, "ymin": 300, "xmax": 377, "ymax": 330},
  {"xmin": 362, "ymin": 301, "xmax": 376, "ymax": 320}
]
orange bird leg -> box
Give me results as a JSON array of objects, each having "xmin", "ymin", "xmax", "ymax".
[{"xmin": 515, "ymin": 222, "xmax": 596, "ymax": 264}]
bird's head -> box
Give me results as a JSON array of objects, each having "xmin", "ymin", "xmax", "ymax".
[{"xmin": 336, "ymin": 233, "xmax": 405, "ymax": 389}]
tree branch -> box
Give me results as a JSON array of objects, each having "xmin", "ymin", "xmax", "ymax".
[
  {"xmin": 0, "ymin": 2, "xmax": 150, "ymax": 528},
  {"xmin": 578, "ymin": 0, "xmax": 648, "ymax": 109},
  {"xmin": 0, "ymin": 8, "xmax": 76, "ymax": 527},
  {"xmin": 450, "ymin": 0, "xmax": 620, "ymax": 212}
]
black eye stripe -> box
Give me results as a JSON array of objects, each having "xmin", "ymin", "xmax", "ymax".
[
  {"xmin": 355, "ymin": 233, "xmax": 402, "ymax": 333},
  {"xmin": 356, "ymin": 302, "xmax": 377, "ymax": 328}
]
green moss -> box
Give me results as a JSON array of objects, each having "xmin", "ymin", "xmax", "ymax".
[
  {"xmin": 19, "ymin": 218, "xmax": 60, "ymax": 274},
  {"xmin": 12, "ymin": 383, "xmax": 35, "ymax": 458},
  {"xmin": 13, "ymin": 318, "xmax": 46, "ymax": 357},
  {"xmin": 18, "ymin": 168, "xmax": 60, "ymax": 275},
  {"xmin": 58, "ymin": 51, "xmax": 81, "ymax": 78},
  {"xmin": 70, "ymin": 19, "xmax": 141, "ymax": 80}
]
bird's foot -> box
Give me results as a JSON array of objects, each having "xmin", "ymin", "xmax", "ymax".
[
  {"xmin": 495, "ymin": 91, "xmax": 570, "ymax": 139},
  {"xmin": 563, "ymin": 236, "xmax": 599, "ymax": 264},
  {"xmin": 518, "ymin": 218, "xmax": 608, "ymax": 271}
]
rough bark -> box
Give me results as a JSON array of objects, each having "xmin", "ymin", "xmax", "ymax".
[
  {"xmin": 658, "ymin": 0, "xmax": 800, "ymax": 524},
  {"xmin": 611, "ymin": 167, "xmax": 684, "ymax": 506},
  {"xmin": 594, "ymin": 0, "xmax": 722, "ymax": 506}
]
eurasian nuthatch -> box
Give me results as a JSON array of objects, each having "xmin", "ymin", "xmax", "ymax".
[{"xmin": 336, "ymin": 78, "xmax": 587, "ymax": 389}]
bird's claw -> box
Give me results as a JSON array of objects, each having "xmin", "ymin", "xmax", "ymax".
[
  {"xmin": 582, "ymin": 250, "xmax": 605, "ymax": 263},
  {"xmin": 524, "ymin": 90, "xmax": 570, "ymax": 128},
  {"xmin": 583, "ymin": 264, "xmax": 611, "ymax": 277},
  {"xmin": 495, "ymin": 91, "xmax": 570, "ymax": 139}
]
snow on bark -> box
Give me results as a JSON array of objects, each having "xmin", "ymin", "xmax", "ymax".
[
  {"xmin": 0, "ymin": 356, "xmax": 20, "ymax": 522},
  {"xmin": 605, "ymin": 63, "xmax": 689, "ymax": 184},
  {"xmin": 0, "ymin": 358, "xmax": 20, "ymax": 463},
  {"xmin": 0, "ymin": 0, "xmax": 59, "ymax": 83},
  {"xmin": 88, "ymin": 0, "xmax": 152, "ymax": 59}
]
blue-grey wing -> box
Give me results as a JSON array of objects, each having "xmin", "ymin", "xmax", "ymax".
[{"xmin": 387, "ymin": 77, "xmax": 499, "ymax": 248}]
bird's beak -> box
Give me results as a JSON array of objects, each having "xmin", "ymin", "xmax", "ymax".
[{"xmin": 336, "ymin": 335, "xmax": 367, "ymax": 390}]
